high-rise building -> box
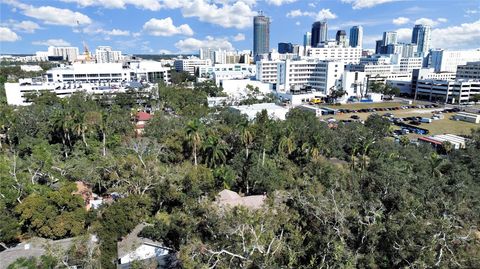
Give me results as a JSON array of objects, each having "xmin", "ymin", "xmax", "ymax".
[
  {"xmin": 411, "ymin": 24, "xmax": 431, "ymax": 56},
  {"xmin": 382, "ymin": 31, "xmax": 398, "ymax": 46},
  {"xmin": 429, "ymin": 49, "xmax": 480, "ymax": 72},
  {"xmin": 47, "ymin": 46, "xmax": 79, "ymax": 62},
  {"xmin": 303, "ymin": 32, "xmax": 311, "ymax": 47},
  {"xmin": 278, "ymin": 43, "xmax": 294, "ymax": 54},
  {"xmin": 311, "ymin": 21, "xmax": 328, "ymax": 47},
  {"xmin": 95, "ymin": 46, "xmax": 122, "ymax": 63},
  {"xmin": 335, "ymin": 30, "xmax": 347, "ymax": 47},
  {"xmin": 253, "ymin": 14, "xmax": 270, "ymax": 58},
  {"xmin": 375, "ymin": 40, "xmax": 384, "ymax": 54},
  {"xmin": 349, "ymin": 26, "xmax": 363, "ymax": 48}
]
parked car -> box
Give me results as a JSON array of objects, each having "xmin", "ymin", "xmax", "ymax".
[
  {"xmin": 410, "ymin": 121, "xmax": 421, "ymax": 126},
  {"xmin": 350, "ymin": 115, "xmax": 360, "ymax": 120}
]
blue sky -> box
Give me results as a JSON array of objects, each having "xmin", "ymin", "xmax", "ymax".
[{"xmin": 1, "ymin": 0, "xmax": 479, "ymax": 54}]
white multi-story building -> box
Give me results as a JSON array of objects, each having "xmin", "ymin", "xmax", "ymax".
[
  {"xmin": 47, "ymin": 46, "xmax": 79, "ymax": 62},
  {"xmin": 416, "ymin": 79, "xmax": 480, "ymax": 104},
  {"xmin": 256, "ymin": 60, "xmax": 282, "ymax": 84},
  {"xmin": 397, "ymin": 57, "xmax": 423, "ymax": 73},
  {"xmin": 277, "ymin": 59, "xmax": 344, "ymax": 95},
  {"xmin": 456, "ymin": 61, "xmax": 480, "ymax": 80},
  {"xmin": 95, "ymin": 46, "xmax": 122, "ymax": 63},
  {"xmin": 45, "ymin": 61, "xmax": 170, "ymax": 84},
  {"xmin": 5, "ymin": 61, "xmax": 171, "ymax": 106},
  {"xmin": 174, "ymin": 58, "xmax": 212, "ymax": 75},
  {"xmin": 306, "ymin": 42, "xmax": 362, "ymax": 64},
  {"xmin": 198, "ymin": 64, "xmax": 256, "ymax": 84},
  {"xmin": 339, "ymin": 71, "xmax": 367, "ymax": 101},
  {"xmin": 429, "ymin": 49, "xmax": 480, "ymax": 73}
]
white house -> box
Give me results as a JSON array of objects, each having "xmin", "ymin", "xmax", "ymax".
[
  {"xmin": 230, "ymin": 103, "xmax": 290, "ymax": 121},
  {"xmin": 117, "ymin": 223, "xmax": 170, "ymax": 269}
]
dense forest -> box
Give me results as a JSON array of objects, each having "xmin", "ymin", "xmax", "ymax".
[{"xmin": 0, "ymin": 73, "xmax": 479, "ymax": 268}]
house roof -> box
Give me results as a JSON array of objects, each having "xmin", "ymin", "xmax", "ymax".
[
  {"xmin": 136, "ymin": 111, "xmax": 152, "ymax": 121},
  {"xmin": 216, "ymin": 189, "xmax": 266, "ymax": 210},
  {"xmin": 117, "ymin": 223, "xmax": 167, "ymax": 259}
]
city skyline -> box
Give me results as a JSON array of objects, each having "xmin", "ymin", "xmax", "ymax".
[{"xmin": 0, "ymin": 0, "xmax": 479, "ymax": 54}]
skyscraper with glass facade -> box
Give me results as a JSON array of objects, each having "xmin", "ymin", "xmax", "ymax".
[
  {"xmin": 253, "ymin": 14, "xmax": 270, "ymax": 58},
  {"xmin": 349, "ymin": 26, "xmax": 363, "ymax": 48},
  {"xmin": 411, "ymin": 24, "xmax": 431, "ymax": 56}
]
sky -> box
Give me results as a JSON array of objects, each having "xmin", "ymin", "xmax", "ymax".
[{"xmin": 0, "ymin": 0, "xmax": 479, "ymax": 54}]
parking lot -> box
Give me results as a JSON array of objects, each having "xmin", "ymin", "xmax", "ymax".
[{"xmin": 320, "ymin": 102, "xmax": 478, "ymax": 136}]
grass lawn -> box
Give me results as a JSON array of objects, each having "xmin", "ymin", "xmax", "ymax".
[{"xmin": 322, "ymin": 108, "xmax": 479, "ymax": 136}]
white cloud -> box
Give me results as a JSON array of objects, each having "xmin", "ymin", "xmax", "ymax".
[
  {"xmin": 395, "ymin": 28, "xmax": 412, "ymax": 42},
  {"xmin": 295, "ymin": 21, "xmax": 300, "ymax": 26},
  {"xmin": 143, "ymin": 17, "xmax": 193, "ymax": 36},
  {"xmin": 12, "ymin": 20, "xmax": 40, "ymax": 33},
  {"xmin": 32, "ymin": 39, "xmax": 71, "ymax": 46},
  {"xmin": 0, "ymin": 27, "xmax": 20, "ymax": 42},
  {"xmin": 431, "ymin": 20, "xmax": 480, "ymax": 49},
  {"xmin": 316, "ymin": 9, "xmax": 337, "ymax": 20},
  {"xmin": 265, "ymin": 0, "xmax": 297, "ymax": 6},
  {"xmin": 105, "ymin": 29, "xmax": 130, "ymax": 36},
  {"xmin": 233, "ymin": 33, "xmax": 245, "ymax": 41},
  {"xmin": 414, "ymin": 17, "xmax": 447, "ymax": 27},
  {"xmin": 465, "ymin": 9, "xmax": 478, "ymax": 15},
  {"xmin": 308, "ymin": 3, "xmax": 316, "ymax": 8},
  {"xmin": 415, "ymin": 18, "xmax": 438, "ymax": 26},
  {"xmin": 179, "ymin": 1, "xmax": 256, "ymax": 29},
  {"xmin": 175, "ymin": 36, "xmax": 234, "ymax": 53},
  {"xmin": 286, "ymin": 8, "xmax": 337, "ymax": 21},
  {"xmin": 4, "ymin": 1, "xmax": 92, "ymax": 26},
  {"xmin": 342, "ymin": 0, "xmax": 402, "ymax": 9},
  {"xmin": 392, "ymin": 17, "xmax": 409, "ymax": 25},
  {"xmin": 62, "ymin": 0, "xmax": 162, "ymax": 11},
  {"xmin": 61, "ymin": 0, "xmax": 257, "ymax": 29}
]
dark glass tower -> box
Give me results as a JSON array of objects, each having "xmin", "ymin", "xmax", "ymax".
[
  {"xmin": 349, "ymin": 25, "xmax": 363, "ymax": 48},
  {"xmin": 253, "ymin": 14, "xmax": 270, "ymax": 58},
  {"xmin": 311, "ymin": 21, "xmax": 327, "ymax": 47}
]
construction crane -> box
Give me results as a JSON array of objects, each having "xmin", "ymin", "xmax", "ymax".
[
  {"xmin": 83, "ymin": 41, "xmax": 91, "ymax": 62},
  {"xmin": 77, "ymin": 20, "xmax": 92, "ymax": 62}
]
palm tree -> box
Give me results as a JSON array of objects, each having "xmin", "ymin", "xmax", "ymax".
[
  {"xmin": 185, "ymin": 119, "xmax": 203, "ymax": 166},
  {"xmin": 442, "ymin": 141, "xmax": 453, "ymax": 155},
  {"xmin": 239, "ymin": 122, "xmax": 254, "ymax": 160},
  {"xmin": 202, "ymin": 134, "xmax": 228, "ymax": 168},
  {"xmin": 278, "ymin": 128, "xmax": 295, "ymax": 156}
]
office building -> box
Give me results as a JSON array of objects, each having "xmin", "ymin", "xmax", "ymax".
[
  {"xmin": 253, "ymin": 14, "xmax": 270, "ymax": 58},
  {"xmin": 375, "ymin": 40, "xmax": 384, "ymax": 54},
  {"xmin": 5, "ymin": 61, "xmax": 172, "ymax": 106},
  {"xmin": 307, "ymin": 42, "xmax": 362, "ymax": 64},
  {"xmin": 335, "ymin": 30, "xmax": 347, "ymax": 47},
  {"xmin": 429, "ymin": 49, "xmax": 480, "ymax": 72},
  {"xmin": 311, "ymin": 21, "xmax": 328, "ymax": 47},
  {"xmin": 95, "ymin": 46, "xmax": 122, "ymax": 63},
  {"xmin": 382, "ymin": 31, "xmax": 397, "ymax": 46},
  {"xmin": 456, "ymin": 61, "xmax": 480, "ymax": 80},
  {"xmin": 303, "ymin": 32, "xmax": 312, "ymax": 47},
  {"xmin": 198, "ymin": 64, "xmax": 256, "ymax": 84},
  {"xmin": 411, "ymin": 68, "xmax": 457, "ymax": 96},
  {"xmin": 47, "ymin": 46, "xmax": 79, "ymax": 62},
  {"xmin": 349, "ymin": 26, "xmax": 363, "ymax": 48},
  {"xmin": 278, "ymin": 43, "xmax": 294, "ymax": 54},
  {"xmin": 277, "ymin": 59, "xmax": 344, "ymax": 95},
  {"xmin": 411, "ymin": 24, "xmax": 431, "ymax": 56},
  {"xmin": 416, "ymin": 79, "xmax": 480, "ymax": 104},
  {"xmin": 174, "ymin": 58, "xmax": 212, "ymax": 75},
  {"xmin": 256, "ymin": 60, "xmax": 282, "ymax": 84}
]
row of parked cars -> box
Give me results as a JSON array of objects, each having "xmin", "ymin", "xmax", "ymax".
[{"xmin": 337, "ymin": 104, "xmax": 440, "ymax": 114}]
